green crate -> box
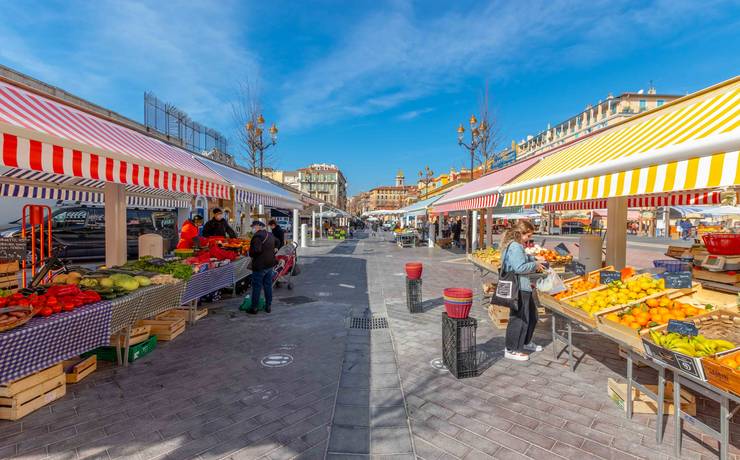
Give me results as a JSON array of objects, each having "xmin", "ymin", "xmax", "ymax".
[{"xmin": 83, "ymin": 335, "xmax": 158, "ymax": 363}]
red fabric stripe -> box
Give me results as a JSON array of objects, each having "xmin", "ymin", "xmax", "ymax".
[
  {"xmin": 163, "ymin": 171, "xmax": 169, "ymax": 190},
  {"xmin": 72, "ymin": 150, "xmax": 83, "ymax": 177},
  {"xmin": 52, "ymin": 145, "xmax": 64, "ymax": 174},
  {"xmin": 89, "ymin": 154, "xmax": 100, "ymax": 179},
  {"xmin": 2, "ymin": 133, "xmax": 18, "ymax": 167},
  {"xmin": 119, "ymin": 160, "xmax": 127, "ymax": 183},
  {"xmin": 105, "ymin": 158, "xmax": 114, "ymax": 182},
  {"xmin": 29, "ymin": 140, "xmax": 42, "ymax": 171},
  {"xmin": 131, "ymin": 163, "xmax": 139, "ymax": 185},
  {"xmin": 143, "ymin": 166, "xmax": 150, "ymax": 187},
  {"xmin": 154, "ymin": 169, "xmax": 160, "ymax": 189}
]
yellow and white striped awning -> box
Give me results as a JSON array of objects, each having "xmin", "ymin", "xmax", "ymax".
[{"xmin": 502, "ymin": 77, "xmax": 740, "ymax": 207}]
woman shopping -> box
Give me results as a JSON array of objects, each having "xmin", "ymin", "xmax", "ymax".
[{"xmin": 497, "ymin": 220, "xmax": 544, "ymax": 361}]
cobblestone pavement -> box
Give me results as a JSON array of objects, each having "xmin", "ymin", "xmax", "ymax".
[{"xmin": 1, "ymin": 231, "xmax": 737, "ymax": 459}]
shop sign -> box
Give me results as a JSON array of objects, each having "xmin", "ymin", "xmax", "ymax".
[
  {"xmin": 0, "ymin": 238, "xmax": 27, "ymax": 261},
  {"xmin": 668, "ymin": 319, "xmax": 699, "ymax": 336},
  {"xmin": 566, "ymin": 260, "xmax": 586, "ymax": 275},
  {"xmin": 554, "ymin": 243, "xmax": 570, "ymax": 256},
  {"xmin": 661, "ymin": 271, "xmax": 693, "ymax": 289}
]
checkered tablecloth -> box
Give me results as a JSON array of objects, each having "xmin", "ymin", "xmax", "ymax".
[
  {"xmin": 181, "ymin": 263, "xmax": 236, "ymax": 304},
  {"xmin": 232, "ymin": 257, "xmax": 252, "ymax": 283},
  {"xmin": 0, "ymin": 300, "xmax": 112, "ymax": 384}
]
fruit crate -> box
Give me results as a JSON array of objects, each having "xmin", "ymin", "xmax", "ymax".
[
  {"xmin": 0, "ymin": 364, "xmax": 66, "ymax": 420},
  {"xmin": 442, "ymin": 313, "xmax": 477, "ymax": 379},
  {"xmin": 406, "ymin": 278, "xmax": 422, "ymax": 314},
  {"xmin": 62, "ymin": 355, "xmax": 97, "ymax": 384},
  {"xmin": 595, "ymin": 283, "xmax": 721, "ymax": 351},
  {"xmin": 110, "ymin": 325, "xmax": 151, "ymax": 347},
  {"xmin": 607, "ymin": 378, "xmax": 696, "ymax": 415},
  {"xmin": 0, "ymin": 261, "xmax": 20, "ymax": 291},
  {"xmin": 641, "ymin": 311, "xmax": 740, "ymax": 381},
  {"xmin": 702, "ymin": 349, "xmax": 740, "ymax": 397},
  {"xmin": 488, "ymin": 304, "xmax": 509, "ymax": 330},
  {"xmin": 157, "ymin": 307, "xmax": 208, "ymax": 322},
  {"xmin": 137, "ymin": 317, "xmax": 186, "ymax": 341},
  {"xmin": 85, "ymin": 335, "xmax": 157, "ymax": 363}
]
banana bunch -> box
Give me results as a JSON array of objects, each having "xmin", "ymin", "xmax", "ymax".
[{"xmin": 649, "ymin": 331, "xmax": 735, "ymax": 357}]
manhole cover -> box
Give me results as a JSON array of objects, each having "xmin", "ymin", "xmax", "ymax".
[
  {"xmin": 349, "ymin": 316, "xmax": 389, "ymax": 329},
  {"xmin": 279, "ymin": 296, "xmax": 316, "ymax": 305},
  {"xmin": 430, "ymin": 358, "xmax": 447, "ymax": 371},
  {"xmin": 261, "ymin": 354, "xmax": 293, "ymax": 367}
]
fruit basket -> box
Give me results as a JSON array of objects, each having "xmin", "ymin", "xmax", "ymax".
[
  {"xmin": 702, "ymin": 349, "xmax": 740, "ymax": 396},
  {"xmin": 596, "ymin": 284, "xmax": 731, "ymax": 351},
  {"xmin": 653, "ymin": 260, "xmax": 692, "ymax": 273},
  {"xmin": 443, "ymin": 288, "xmax": 473, "ymax": 319},
  {"xmin": 0, "ymin": 305, "xmax": 34, "ymax": 332},
  {"xmin": 703, "ymin": 233, "xmax": 740, "ymax": 256},
  {"xmin": 641, "ymin": 311, "xmax": 740, "ymax": 380}
]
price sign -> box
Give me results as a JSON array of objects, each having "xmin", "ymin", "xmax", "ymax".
[
  {"xmin": 566, "ymin": 260, "xmax": 586, "ymax": 275},
  {"xmin": 661, "ymin": 271, "xmax": 692, "ymax": 289},
  {"xmin": 0, "ymin": 237, "xmax": 27, "ymax": 261},
  {"xmin": 667, "ymin": 319, "xmax": 699, "ymax": 336},
  {"xmin": 599, "ymin": 270, "xmax": 622, "ymax": 284},
  {"xmin": 554, "ymin": 243, "xmax": 570, "ymax": 257}
]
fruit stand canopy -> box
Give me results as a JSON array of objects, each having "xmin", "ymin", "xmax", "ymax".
[
  {"xmin": 502, "ymin": 77, "xmax": 740, "ymax": 207},
  {"xmin": 398, "ymin": 194, "xmax": 449, "ymax": 217},
  {"xmin": 194, "ymin": 156, "xmax": 302, "ymax": 210},
  {"xmin": 432, "ymin": 155, "xmax": 543, "ymax": 212},
  {"xmin": 0, "ymin": 80, "xmax": 230, "ymax": 199}
]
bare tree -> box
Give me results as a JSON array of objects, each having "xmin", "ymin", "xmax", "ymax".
[
  {"xmin": 231, "ymin": 79, "xmax": 276, "ymax": 173},
  {"xmin": 475, "ymin": 84, "xmax": 500, "ymax": 173}
]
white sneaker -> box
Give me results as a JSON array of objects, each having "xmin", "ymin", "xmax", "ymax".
[
  {"xmin": 523, "ymin": 342, "xmax": 543, "ymax": 352},
  {"xmin": 505, "ymin": 349, "xmax": 529, "ymax": 361}
]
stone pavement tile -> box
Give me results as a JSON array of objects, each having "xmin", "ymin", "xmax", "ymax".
[
  {"xmin": 411, "ymin": 421, "xmax": 470, "ymax": 458},
  {"xmin": 504, "ymin": 424, "xmax": 556, "ymax": 451},
  {"xmin": 423, "ymin": 415, "xmax": 460, "ymax": 437},
  {"xmin": 337, "ymin": 388, "xmax": 370, "ymax": 406},
  {"xmin": 340, "ymin": 373, "xmax": 371, "ymax": 389},
  {"xmin": 325, "ymin": 454, "xmax": 368, "ymax": 460},
  {"xmin": 413, "ymin": 437, "xmax": 443, "ymax": 460},
  {"xmin": 295, "ymin": 440, "xmax": 327, "ymax": 459},
  {"xmin": 333, "ymin": 405, "xmax": 370, "ymax": 427},
  {"xmin": 328, "ymin": 425, "xmax": 370, "ymax": 454},
  {"xmin": 562, "ymin": 420, "xmax": 614, "ymax": 446},
  {"xmin": 455, "ymin": 429, "xmax": 502, "ymax": 456},
  {"xmin": 155, "ymin": 434, "xmax": 222, "ymax": 460},
  {"xmin": 532, "ymin": 423, "xmax": 585, "ymax": 449},
  {"xmin": 370, "ymin": 427, "xmax": 413, "ymax": 455},
  {"xmin": 417, "ymin": 402, "xmax": 454, "ymax": 420},
  {"xmin": 369, "ymin": 390, "xmax": 404, "ymax": 407},
  {"xmin": 15, "ymin": 427, "xmax": 77, "ymax": 454},
  {"xmin": 524, "ymin": 443, "xmax": 567, "ymax": 460},
  {"xmin": 370, "ymin": 405, "xmax": 407, "ymax": 428},
  {"xmin": 550, "ymin": 441, "xmax": 603, "ymax": 460},
  {"xmin": 369, "ymin": 373, "xmax": 400, "ymax": 389}
]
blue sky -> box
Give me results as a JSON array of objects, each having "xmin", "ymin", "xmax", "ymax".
[{"xmin": 1, "ymin": 0, "xmax": 739, "ymax": 195}]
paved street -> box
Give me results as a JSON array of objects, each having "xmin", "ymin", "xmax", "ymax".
[{"xmin": 1, "ymin": 231, "xmax": 738, "ymax": 459}]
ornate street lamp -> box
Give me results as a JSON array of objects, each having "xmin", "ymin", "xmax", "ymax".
[
  {"xmin": 456, "ymin": 114, "xmax": 489, "ymax": 253},
  {"xmin": 418, "ymin": 166, "xmax": 434, "ymax": 198},
  {"xmin": 245, "ymin": 115, "xmax": 278, "ymax": 178}
]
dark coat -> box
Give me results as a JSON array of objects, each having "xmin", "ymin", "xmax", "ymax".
[
  {"xmin": 201, "ymin": 218, "xmax": 237, "ymax": 238},
  {"xmin": 271, "ymin": 225, "xmax": 285, "ymax": 249},
  {"xmin": 249, "ymin": 230, "xmax": 277, "ymax": 271},
  {"xmin": 452, "ymin": 221, "xmax": 462, "ymax": 239}
]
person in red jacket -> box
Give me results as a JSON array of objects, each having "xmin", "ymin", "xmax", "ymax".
[{"xmin": 177, "ymin": 215, "xmax": 203, "ymax": 249}]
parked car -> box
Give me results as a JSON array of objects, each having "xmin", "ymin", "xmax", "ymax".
[
  {"xmin": 561, "ymin": 221, "xmax": 585, "ymax": 234},
  {"xmin": 0, "ymin": 206, "xmax": 178, "ymax": 260}
]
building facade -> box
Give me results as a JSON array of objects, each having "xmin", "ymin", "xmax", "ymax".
[
  {"xmin": 297, "ymin": 163, "xmax": 347, "ymax": 210},
  {"xmin": 348, "ymin": 192, "xmax": 370, "ymax": 216},
  {"xmin": 263, "ymin": 169, "xmax": 300, "ymax": 190}
]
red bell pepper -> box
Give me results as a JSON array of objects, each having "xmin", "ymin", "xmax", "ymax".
[
  {"xmin": 46, "ymin": 285, "xmax": 81, "ymax": 297},
  {"xmin": 39, "ymin": 307, "xmax": 53, "ymax": 317}
]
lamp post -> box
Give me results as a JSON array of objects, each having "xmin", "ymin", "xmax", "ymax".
[
  {"xmin": 245, "ymin": 114, "xmax": 278, "ymax": 178},
  {"xmin": 418, "ymin": 166, "xmax": 434, "ymax": 198},
  {"xmin": 456, "ymin": 115, "xmax": 488, "ymax": 253}
]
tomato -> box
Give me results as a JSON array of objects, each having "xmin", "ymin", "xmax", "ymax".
[
  {"xmin": 39, "ymin": 307, "xmax": 53, "ymax": 317},
  {"xmin": 62, "ymin": 303, "xmax": 75, "ymax": 312},
  {"xmin": 46, "ymin": 296, "xmax": 58, "ymax": 305},
  {"xmin": 0, "ymin": 298, "xmax": 7, "ymax": 307},
  {"xmin": 16, "ymin": 299, "xmax": 30, "ymax": 307},
  {"xmin": 51, "ymin": 304, "xmax": 62, "ymax": 314},
  {"xmin": 9, "ymin": 293, "xmax": 24, "ymax": 301}
]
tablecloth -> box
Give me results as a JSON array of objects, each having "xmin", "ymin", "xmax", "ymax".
[
  {"xmin": 232, "ymin": 257, "xmax": 252, "ymax": 283},
  {"xmin": 0, "ymin": 300, "xmax": 112, "ymax": 384},
  {"xmin": 181, "ymin": 263, "xmax": 236, "ymax": 304}
]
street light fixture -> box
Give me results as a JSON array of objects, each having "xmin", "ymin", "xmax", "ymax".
[
  {"xmin": 245, "ymin": 115, "xmax": 278, "ymax": 178},
  {"xmin": 456, "ymin": 114, "xmax": 489, "ymax": 253},
  {"xmin": 418, "ymin": 166, "xmax": 434, "ymax": 198}
]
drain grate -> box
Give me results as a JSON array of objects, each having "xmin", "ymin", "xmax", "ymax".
[
  {"xmin": 279, "ymin": 296, "xmax": 316, "ymax": 305},
  {"xmin": 350, "ymin": 316, "xmax": 389, "ymax": 329}
]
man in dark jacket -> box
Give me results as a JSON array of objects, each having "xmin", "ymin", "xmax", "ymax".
[
  {"xmin": 452, "ymin": 217, "xmax": 462, "ymax": 248},
  {"xmin": 246, "ymin": 220, "xmax": 277, "ymax": 314},
  {"xmin": 268, "ymin": 219, "xmax": 285, "ymax": 249},
  {"xmin": 201, "ymin": 208, "xmax": 237, "ymax": 239}
]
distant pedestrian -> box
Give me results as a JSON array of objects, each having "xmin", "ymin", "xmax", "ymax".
[
  {"xmin": 246, "ymin": 221, "xmax": 278, "ymax": 314},
  {"xmin": 268, "ymin": 219, "xmax": 285, "ymax": 249},
  {"xmin": 452, "ymin": 218, "xmax": 462, "ymax": 248}
]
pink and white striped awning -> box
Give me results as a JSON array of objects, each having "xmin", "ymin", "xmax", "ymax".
[
  {"xmin": 543, "ymin": 190, "xmax": 722, "ymax": 211},
  {"xmin": 432, "ymin": 193, "xmax": 500, "ymax": 213},
  {"xmin": 0, "ymin": 81, "xmax": 230, "ymax": 198}
]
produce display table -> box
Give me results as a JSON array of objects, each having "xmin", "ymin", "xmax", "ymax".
[
  {"xmin": 396, "ymin": 233, "xmax": 417, "ymax": 248},
  {"xmin": 181, "ymin": 263, "xmax": 236, "ymax": 305},
  {"xmin": 231, "ymin": 257, "xmax": 252, "ymax": 294},
  {"xmin": 468, "ymin": 255, "xmax": 499, "ymax": 279},
  {"xmin": 0, "ymin": 300, "xmax": 112, "ymax": 384}
]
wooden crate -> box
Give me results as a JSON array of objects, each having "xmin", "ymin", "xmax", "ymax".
[
  {"xmin": 137, "ymin": 317, "xmax": 186, "ymax": 342},
  {"xmin": 607, "ymin": 378, "xmax": 696, "ymax": 416},
  {"xmin": 0, "ymin": 364, "xmax": 66, "ymax": 420},
  {"xmin": 156, "ymin": 308, "xmax": 208, "ymax": 322},
  {"xmin": 62, "ymin": 356, "xmax": 96, "ymax": 384},
  {"xmin": 0, "ymin": 261, "xmax": 19, "ymax": 291},
  {"xmin": 702, "ymin": 350, "xmax": 740, "ymax": 397},
  {"xmin": 693, "ymin": 267, "xmax": 740, "ymax": 286},
  {"xmin": 111, "ymin": 325, "xmax": 151, "ymax": 347},
  {"xmin": 488, "ymin": 305, "xmax": 510, "ymax": 329}
]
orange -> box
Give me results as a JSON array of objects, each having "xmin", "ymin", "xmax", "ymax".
[
  {"xmin": 658, "ymin": 307, "xmax": 670, "ymax": 315},
  {"xmin": 649, "ymin": 308, "xmax": 660, "ymax": 317},
  {"xmin": 637, "ymin": 316, "xmax": 650, "ymax": 327},
  {"xmin": 646, "ymin": 298, "xmax": 659, "ymax": 308},
  {"xmin": 629, "ymin": 322, "xmax": 642, "ymax": 330},
  {"xmin": 684, "ymin": 306, "xmax": 698, "ymax": 316},
  {"xmin": 621, "ymin": 314, "xmax": 635, "ymax": 324},
  {"xmin": 674, "ymin": 312, "xmax": 686, "ymax": 320}
]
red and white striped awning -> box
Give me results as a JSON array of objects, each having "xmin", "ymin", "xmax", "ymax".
[
  {"xmin": 543, "ymin": 190, "xmax": 722, "ymax": 211},
  {"xmin": 432, "ymin": 193, "xmax": 500, "ymax": 213},
  {"xmin": 0, "ymin": 81, "xmax": 230, "ymax": 198}
]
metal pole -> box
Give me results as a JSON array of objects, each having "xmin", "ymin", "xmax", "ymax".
[
  {"xmin": 312, "ymin": 211, "xmax": 316, "ymax": 242},
  {"xmin": 319, "ymin": 204, "xmax": 324, "ymax": 239}
]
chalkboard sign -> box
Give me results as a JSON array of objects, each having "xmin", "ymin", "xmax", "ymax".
[
  {"xmin": 599, "ymin": 270, "xmax": 622, "ymax": 284},
  {"xmin": 554, "ymin": 243, "xmax": 570, "ymax": 257},
  {"xmin": 566, "ymin": 260, "xmax": 586, "ymax": 276},
  {"xmin": 0, "ymin": 238, "xmax": 27, "ymax": 261},
  {"xmin": 667, "ymin": 319, "xmax": 699, "ymax": 336},
  {"xmin": 661, "ymin": 271, "xmax": 692, "ymax": 289}
]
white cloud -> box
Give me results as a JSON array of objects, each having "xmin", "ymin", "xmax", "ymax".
[
  {"xmin": 397, "ymin": 108, "xmax": 434, "ymax": 120},
  {"xmin": 276, "ymin": 0, "xmax": 728, "ymax": 131}
]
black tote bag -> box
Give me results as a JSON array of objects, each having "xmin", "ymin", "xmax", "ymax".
[{"xmin": 492, "ymin": 245, "xmax": 520, "ymax": 311}]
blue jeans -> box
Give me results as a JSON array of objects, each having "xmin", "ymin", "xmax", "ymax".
[{"xmin": 251, "ymin": 268, "xmax": 273, "ymax": 309}]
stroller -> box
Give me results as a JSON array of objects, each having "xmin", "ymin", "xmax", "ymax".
[{"xmin": 273, "ymin": 241, "xmax": 299, "ymax": 289}]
